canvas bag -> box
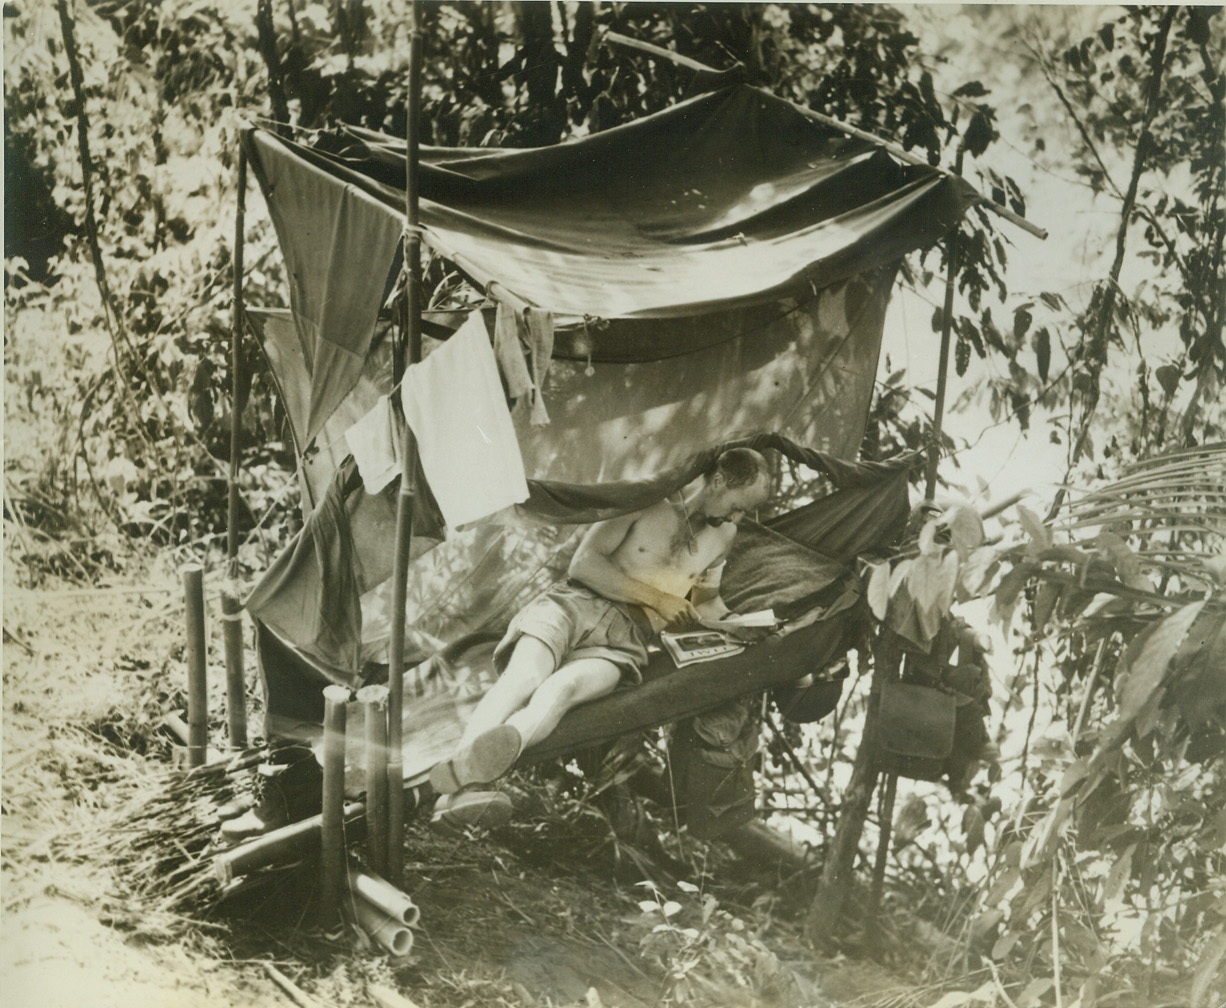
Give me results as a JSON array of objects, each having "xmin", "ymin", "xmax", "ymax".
[{"xmin": 876, "ymin": 680, "xmax": 957, "ymax": 781}]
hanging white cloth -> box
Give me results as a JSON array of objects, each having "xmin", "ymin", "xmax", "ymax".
[
  {"xmin": 344, "ymin": 395, "xmax": 401, "ymax": 495},
  {"xmin": 401, "ymin": 312, "xmax": 529, "ymax": 527}
]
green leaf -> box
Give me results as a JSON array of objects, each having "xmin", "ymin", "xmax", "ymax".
[
  {"xmin": 929, "ymin": 984, "xmax": 995, "ymax": 1008},
  {"xmin": 952, "ymin": 81, "xmax": 988, "ymax": 99},
  {"xmin": 986, "ymin": 865, "xmax": 1021, "ymax": 905},
  {"xmin": 1017, "ymin": 504, "xmax": 1052, "ymax": 553},
  {"xmin": 994, "ymin": 565, "xmax": 1031, "ymax": 617},
  {"xmin": 941, "ymin": 504, "xmax": 985, "ymax": 558},
  {"xmin": 1155, "ymin": 363, "xmax": 1180, "ymax": 397},
  {"xmin": 963, "ymin": 108, "xmax": 996, "ymax": 157},
  {"xmin": 962, "ymin": 804, "xmax": 986, "ymax": 854},
  {"xmin": 1115, "ymin": 601, "xmax": 1207, "ymax": 722},
  {"xmin": 1191, "ymin": 928, "xmax": 1226, "ymax": 1008},
  {"xmin": 1094, "ymin": 532, "xmax": 1149, "ymax": 590},
  {"xmin": 1034, "ymin": 326, "xmax": 1050, "ymax": 382},
  {"xmin": 909, "ymin": 553, "xmax": 955, "ymax": 640},
  {"xmin": 1103, "ymin": 843, "xmax": 1136, "ymax": 902},
  {"xmin": 1033, "ymin": 580, "xmax": 1061, "ymax": 636},
  {"xmin": 1013, "ymin": 306, "xmax": 1033, "ymax": 343},
  {"xmin": 867, "ymin": 561, "xmax": 891, "ymax": 621},
  {"xmin": 1017, "ymin": 978, "xmax": 1053, "ymax": 1008},
  {"xmin": 955, "ymin": 335, "xmax": 970, "ymax": 376}
]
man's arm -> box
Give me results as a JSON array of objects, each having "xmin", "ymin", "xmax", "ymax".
[
  {"xmin": 569, "ymin": 513, "xmax": 701, "ymax": 627},
  {"xmin": 690, "ymin": 561, "xmax": 730, "ymax": 621}
]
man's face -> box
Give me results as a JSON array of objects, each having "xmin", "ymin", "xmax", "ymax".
[{"xmin": 703, "ymin": 474, "xmax": 770, "ymax": 526}]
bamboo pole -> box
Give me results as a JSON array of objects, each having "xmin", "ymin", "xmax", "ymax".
[
  {"xmin": 385, "ymin": 1, "xmax": 424, "ymax": 885},
  {"xmin": 925, "ymin": 224, "xmax": 961, "ymax": 501},
  {"xmin": 599, "ymin": 28, "xmax": 1047, "ymax": 241},
  {"xmin": 359, "ymin": 686, "xmax": 390, "ymax": 876},
  {"xmin": 865, "ymin": 771, "xmax": 898, "ymax": 950},
  {"xmin": 214, "ymin": 799, "xmax": 367, "ymax": 883},
  {"xmin": 182, "ymin": 564, "xmax": 208, "ymax": 768},
  {"xmin": 319, "ymin": 685, "xmax": 350, "ymax": 927},
  {"xmin": 223, "ymin": 148, "xmax": 250, "ymax": 751}
]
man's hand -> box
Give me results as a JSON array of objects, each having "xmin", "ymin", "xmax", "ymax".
[{"xmin": 651, "ymin": 593, "xmax": 703, "ymax": 629}]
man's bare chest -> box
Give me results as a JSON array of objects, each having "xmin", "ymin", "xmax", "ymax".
[{"xmin": 618, "ymin": 505, "xmax": 729, "ymax": 575}]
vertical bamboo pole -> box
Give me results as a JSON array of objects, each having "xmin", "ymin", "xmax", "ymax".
[
  {"xmin": 385, "ymin": 1, "xmax": 423, "ymax": 884},
  {"xmin": 223, "ymin": 148, "xmax": 249, "ymax": 750},
  {"xmin": 924, "ymin": 146, "xmax": 965, "ymax": 503},
  {"xmin": 319, "ymin": 685, "xmax": 350, "ymax": 928},
  {"xmin": 924, "ymin": 232, "xmax": 958, "ymax": 502},
  {"xmin": 182, "ymin": 564, "xmax": 208, "ymax": 768},
  {"xmin": 359, "ymin": 685, "xmax": 390, "ymax": 875},
  {"xmin": 865, "ymin": 770, "xmax": 898, "ymax": 950}
]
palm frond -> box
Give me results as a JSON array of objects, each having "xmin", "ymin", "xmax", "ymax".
[{"xmin": 1057, "ymin": 443, "xmax": 1226, "ymax": 557}]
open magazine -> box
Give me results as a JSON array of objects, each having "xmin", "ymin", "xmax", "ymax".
[{"xmin": 659, "ymin": 610, "xmax": 777, "ymax": 667}]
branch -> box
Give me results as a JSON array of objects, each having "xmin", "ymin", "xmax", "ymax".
[
  {"xmin": 1047, "ymin": 8, "xmax": 1178, "ymax": 518},
  {"xmin": 55, "ymin": 0, "xmax": 136, "ymax": 369}
]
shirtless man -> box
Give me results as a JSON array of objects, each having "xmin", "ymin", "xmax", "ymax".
[{"xmin": 429, "ymin": 447, "xmax": 772, "ymax": 830}]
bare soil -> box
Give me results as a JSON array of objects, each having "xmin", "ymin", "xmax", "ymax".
[{"xmin": 2, "ymin": 563, "xmax": 920, "ymax": 1008}]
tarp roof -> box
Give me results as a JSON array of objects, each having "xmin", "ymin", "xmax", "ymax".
[{"xmin": 242, "ymin": 83, "xmax": 976, "ymax": 439}]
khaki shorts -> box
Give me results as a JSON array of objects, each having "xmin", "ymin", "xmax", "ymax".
[{"xmin": 493, "ymin": 580, "xmax": 652, "ymax": 684}]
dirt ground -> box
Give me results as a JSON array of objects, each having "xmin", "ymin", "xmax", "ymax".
[{"xmin": 2, "ymin": 564, "xmax": 924, "ymax": 1008}]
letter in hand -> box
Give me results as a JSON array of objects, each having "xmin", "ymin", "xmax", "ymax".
[{"xmin": 699, "ymin": 608, "xmax": 779, "ymax": 643}]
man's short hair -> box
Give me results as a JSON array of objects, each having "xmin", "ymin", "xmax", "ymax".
[{"xmin": 713, "ymin": 447, "xmax": 767, "ymax": 488}]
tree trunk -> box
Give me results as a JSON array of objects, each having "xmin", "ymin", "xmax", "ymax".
[{"xmin": 256, "ymin": 0, "xmax": 292, "ymax": 129}]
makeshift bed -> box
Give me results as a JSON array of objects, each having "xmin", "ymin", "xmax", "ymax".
[{"xmin": 238, "ymin": 81, "xmax": 975, "ymax": 784}]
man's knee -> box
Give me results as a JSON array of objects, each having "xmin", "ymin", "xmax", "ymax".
[
  {"xmin": 543, "ymin": 659, "xmax": 622, "ymax": 707},
  {"xmin": 503, "ymin": 635, "xmax": 557, "ymax": 685}
]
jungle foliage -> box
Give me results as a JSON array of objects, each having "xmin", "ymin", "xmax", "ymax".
[{"xmin": 4, "ymin": 4, "xmax": 1224, "ymax": 1007}]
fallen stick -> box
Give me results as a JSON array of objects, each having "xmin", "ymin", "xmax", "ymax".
[
  {"xmin": 368, "ymin": 983, "xmax": 425, "ymax": 1008},
  {"xmin": 264, "ymin": 963, "xmax": 319, "ymax": 1008}
]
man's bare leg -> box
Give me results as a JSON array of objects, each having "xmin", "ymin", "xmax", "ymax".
[
  {"xmin": 458, "ymin": 636, "xmax": 557, "ymax": 747},
  {"xmin": 504, "ymin": 656, "xmax": 622, "ymax": 750}
]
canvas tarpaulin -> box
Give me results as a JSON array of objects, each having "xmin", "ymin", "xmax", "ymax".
[
  {"xmin": 240, "ymin": 80, "xmax": 975, "ymax": 734},
  {"xmin": 241, "ymin": 82, "xmax": 975, "ymax": 443},
  {"xmin": 249, "ymin": 269, "xmax": 896, "ymax": 509}
]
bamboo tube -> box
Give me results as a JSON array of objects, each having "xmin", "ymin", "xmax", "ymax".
[
  {"xmin": 319, "ymin": 685, "xmax": 350, "ymax": 927},
  {"xmin": 348, "ymin": 864, "xmax": 420, "ymax": 928},
  {"xmin": 213, "ymin": 800, "xmax": 366, "ymax": 883},
  {"xmin": 358, "ymin": 686, "xmax": 389, "ymax": 875},
  {"xmin": 221, "ymin": 594, "xmax": 248, "ymax": 750},
  {"xmin": 353, "ymin": 897, "xmax": 414, "ymax": 957},
  {"xmin": 182, "ymin": 564, "xmax": 208, "ymax": 768}
]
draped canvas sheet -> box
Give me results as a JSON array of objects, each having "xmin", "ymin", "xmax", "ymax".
[
  {"xmin": 242, "ymin": 83, "xmax": 975, "ymax": 442},
  {"xmin": 251, "ymin": 270, "xmax": 894, "ymax": 510}
]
